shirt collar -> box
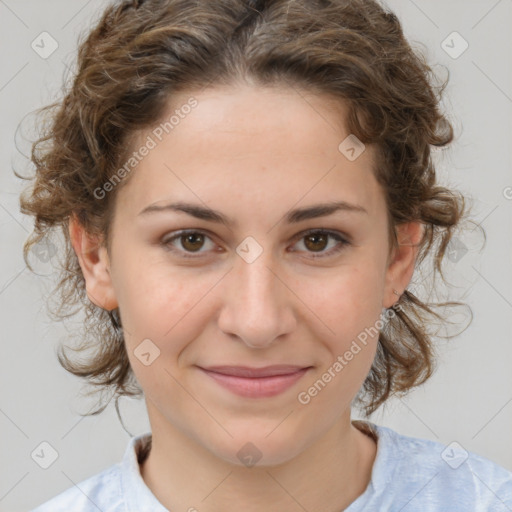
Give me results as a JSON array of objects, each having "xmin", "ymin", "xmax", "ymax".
[
  {"xmin": 120, "ymin": 431, "xmax": 169, "ymax": 511},
  {"xmin": 350, "ymin": 420, "xmax": 398, "ymax": 498}
]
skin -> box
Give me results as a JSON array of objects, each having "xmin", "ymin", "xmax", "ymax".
[{"xmin": 70, "ymin": 84, "xmax": 423, "ymax": 511}]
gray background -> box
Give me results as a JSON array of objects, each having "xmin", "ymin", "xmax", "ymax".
[{"xmin": 1, "ymin": 0, "xmax": 511, "ymax": 510}]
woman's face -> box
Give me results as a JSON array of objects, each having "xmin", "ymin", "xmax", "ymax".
[{"xmin": 81, "ymin": 84, "xmax": 420, "ymax": 466}]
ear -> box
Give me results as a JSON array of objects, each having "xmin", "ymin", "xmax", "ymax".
[
  {"xmin": 69, "ymin": 214, "xmax": 118, "ymax": 311},
  {"xmin": 382, "ymin": 221, "xmax": 424, "ymax": 309}
]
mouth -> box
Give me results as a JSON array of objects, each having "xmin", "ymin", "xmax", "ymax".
[{"xmin": 197, "ymin": 365, "xmax": 312, "ymax": 398}]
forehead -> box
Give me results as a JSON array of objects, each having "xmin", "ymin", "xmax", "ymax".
[{"xmin": 117, "ymin": 84, "xmax": 384, "ymax": 221}]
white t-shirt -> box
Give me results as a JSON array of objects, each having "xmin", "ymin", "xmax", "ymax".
[{"xmin": 30, "ymin": 420, "xmax": 512, "ymax": 511}]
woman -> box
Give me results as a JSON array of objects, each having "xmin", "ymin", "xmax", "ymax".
[{"xmin": 21, "ymin": 0, "xmax": 512, "ymax": 510}]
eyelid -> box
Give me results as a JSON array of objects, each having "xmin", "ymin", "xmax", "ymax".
[{"xmin": 292, "ymin": 227, "xmax": 352, "ymax": 244}]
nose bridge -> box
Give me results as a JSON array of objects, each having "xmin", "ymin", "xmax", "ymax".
[
  {"xmin": 218, "ymin": 243, "xmax": 293, "ymax": 347},
  {"xmin": 238, "ymin": 248, "xmax": 279, "ymax": 309}
]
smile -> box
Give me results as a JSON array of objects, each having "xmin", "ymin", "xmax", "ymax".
[{"xmin": 197, "ymin": 365, "xmax": 312, "ymax": 398}]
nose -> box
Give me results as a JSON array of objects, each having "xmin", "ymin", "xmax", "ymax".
[{"xmin": 217, "ymin": 248, "xmax": 296, "ymax": 349}]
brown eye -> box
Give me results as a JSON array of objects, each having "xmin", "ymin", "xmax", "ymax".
[
  {"xmin": 292, "ymin": 229, "xmax": 350, "ymax": 259},
  {"xmin": 161, "ymin": 230, "xmax": 216, "ymax": 258},
  {"xmin": 180, "ymin": 232, "xmax": 205, "ymax": 252},
  {"xmin": 303, "ymin": 232, "xmax": 329, "ymax": 252}
]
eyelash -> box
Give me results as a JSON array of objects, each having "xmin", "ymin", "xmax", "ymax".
[{"xmin": 161, "ymin": 228, "xmax": 351, "ymax": 260}]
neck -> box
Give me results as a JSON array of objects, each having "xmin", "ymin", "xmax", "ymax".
[{"xmin": 140, "ymin": 407, "xmax": 377, "ymax": 512}]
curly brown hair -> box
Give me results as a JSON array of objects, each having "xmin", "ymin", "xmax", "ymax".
[{"xmin": 18, "ymin": 0, "xmax": 478, "ymax": 420}]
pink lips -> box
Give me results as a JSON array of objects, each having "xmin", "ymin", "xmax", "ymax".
[{"xmin": 198, "ymin": 365, "xmax": 311, "ymax": 398}]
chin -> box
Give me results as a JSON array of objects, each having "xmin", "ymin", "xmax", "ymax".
[{"xmin": 201, "ymin": 423, "xmax": 312, "ymax": 468}]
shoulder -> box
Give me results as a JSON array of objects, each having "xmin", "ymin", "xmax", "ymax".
[
  {"xmin": 30, "ymin": 463, "xmax": 124, "ymax": 512},
  {"xmin": 373, "ymin": 423, "xmax": 512, "ymax": 511}
]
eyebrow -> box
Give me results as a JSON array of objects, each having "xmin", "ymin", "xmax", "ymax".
[{"xmin": 138, "ymin": 200, "xmax": 368, "ymax": 227}]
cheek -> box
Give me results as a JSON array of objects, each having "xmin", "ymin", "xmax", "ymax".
[
  {"xmin": 295, "ymin": 271, "xmax": 382, "ymax": 414},
  {"xmin": 115, "ymin": 256, "xmax": 231, "ymax": 381},
  {"xmin": 293, "ymin": 260, "xmax": 385, "ymax": 341},
  {"xmin": 118, "ymin": 268, "xmax": 211, "ymax": 398},
  {"xmin": 292, "ymin": 260, "xmax": 384, "ymax": 401}
]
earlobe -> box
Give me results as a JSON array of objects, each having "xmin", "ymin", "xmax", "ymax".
[
  {"xmin": 69, "ymin": 214, "xmax": 118, "ymax": 311},
  {"xmin": 382, "ymin": 221, "xmax": 424, "ymax": 309}
]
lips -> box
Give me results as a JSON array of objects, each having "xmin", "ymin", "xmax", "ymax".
[
  {"xmin": 197, "ymin": 365, "xmax": 312, "ymax": 398},
  {"xmin": 201, "ymin": 365, "xmax": 310, "ymax": 378}
]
